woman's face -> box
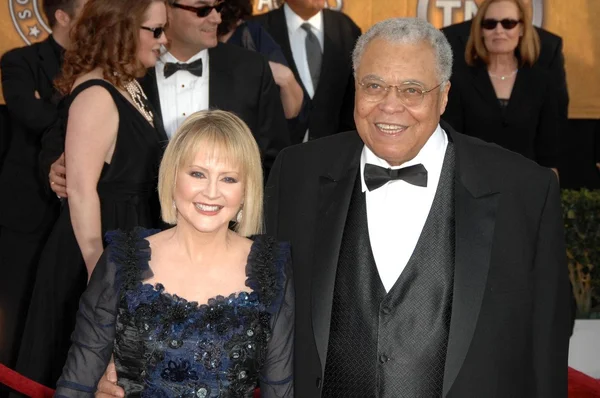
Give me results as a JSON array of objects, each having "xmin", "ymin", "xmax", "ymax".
[
  {"xmin": 173, "ymin": 145, "xmax": 245, "ymax": 235},
  {"xmin": 137, "ymin": 1, "xmax": 168, "ymax": 68},
  {"xmin": 481, "ymin": 1, "xmax": 523, "ymax": 56}
]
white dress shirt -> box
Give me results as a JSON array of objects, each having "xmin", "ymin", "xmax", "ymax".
[
  {"xmin": 360, "ymin": 125, "xmax": 449, "ymax": 292},
  {"xmin": 283, "ymin": 4, "xmax": 324, "ymax": 99},
  {"xmin": 155, "ymin": 49, "xmax": 210, "ymax": 139},
  {"xmin": 283, "ymin": 4, "xmax": 324, "ymax": 142}
]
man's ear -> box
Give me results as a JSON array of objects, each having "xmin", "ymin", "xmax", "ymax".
[{"xmin": 54, "ymin": 9, "xmax": 72, "ymax": 28}]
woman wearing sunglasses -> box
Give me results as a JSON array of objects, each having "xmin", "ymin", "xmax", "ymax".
[
  {"xmin": 443, "ymin": 0, "xmax": 560, "ymax": 177},
  {"xmin": 13, "ymin": 0, "xmax": 169, "ymax": 389}
]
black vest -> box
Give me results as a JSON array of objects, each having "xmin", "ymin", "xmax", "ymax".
[{"xmin": 322, "ymin": 144, "xmax": 456, "ymax": 398}]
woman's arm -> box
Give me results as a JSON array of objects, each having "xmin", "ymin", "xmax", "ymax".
[
  {"xmin": 260, "ymin": 245, "xmax": 294, "ymax": 397},
  {"xmin": 65, "ymin": 85, "xmax": 118, "ymax": 278},
  {"xmin": 269, "ymin": 61, "xmax": 304, "ymax": 119}
]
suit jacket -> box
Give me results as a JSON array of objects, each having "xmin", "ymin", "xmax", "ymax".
[
  {"xmin": 441, "ymin": 20, "xmax": 569, "ymax": 125},
  {"xmin": 252, "ymin": 8, "xmax": 361, "ymax": 143},
  {"xmin": 139, "ymin": 42, "xmax": 289, "ymax": 176},
  {"xmin": 443, "ymin": 64, "xmax": 560, "ymax": 168},
  {"xmin": 265, "ymin": 121, "xmax": 570, "ymax": 397},
  {"xmin": 0, "ymin": 37, "xmax": 61, "ymax": 232}
]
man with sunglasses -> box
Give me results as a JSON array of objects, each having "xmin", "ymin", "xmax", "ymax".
[
  {"xmin": 142, "ymin": 0, "xmax": 289, "ymax": 176},
  {"xmin": 252, "ymin": 0, "xmax": 361, "ymax": 143},
  {"xmin": 46, "ymin": 0, "xmax": 289, "ymax": 197},
  {"xmin": 0, "ymin": 0, "xmax": 87, "ymax": 385}
]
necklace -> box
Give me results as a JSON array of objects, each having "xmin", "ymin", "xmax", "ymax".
[
  {"xmin": 488, "ymin": 69, "xmax": 518, "ymax": 81},
  {"xmin": 124, "ymin": 79, "xmax": 154, "ymax": 126}
]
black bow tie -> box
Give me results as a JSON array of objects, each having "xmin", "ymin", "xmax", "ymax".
[
  {"xmin": 364, "ymin": 163, "xmax": 428, "ymax": 191},
  {"xmin": 163, "ymin": 58, "xmax": 203, "ymax": 79}
]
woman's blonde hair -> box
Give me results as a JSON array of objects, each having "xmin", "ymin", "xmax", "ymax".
[
  {"xmin": 465, "ymin": 0, "xmax": 540, "ymax": 67},
  {"xmin": 158, "ymin": 110, "xmax": 264, "ymax": 237}
]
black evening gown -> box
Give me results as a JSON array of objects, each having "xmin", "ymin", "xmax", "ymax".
[
  {"xmin": 55, "ymin": 228, "xmax": 294, "ymax": 397},
  {"xmin": 13, "ymin": 79, "xmax": 167, "ymax": 391}
]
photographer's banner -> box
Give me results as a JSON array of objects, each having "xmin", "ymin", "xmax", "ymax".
[{"xmin": 1, "ymin": 0, "xmax": 598, "ymax": 118}]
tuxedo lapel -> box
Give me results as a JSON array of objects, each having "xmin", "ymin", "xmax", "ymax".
[
  {"xmin": 442, "ymin": 126, "xmax": 499, "ymax": 396},
  {"xmin": 208, "ymin": 45, "xmax": 233, "ymax": 109},
  {"xmin": 311, "ymin": 134, "xmax": 363, "ymax": 372},
  {"xmin": 139, "ymin": 68, "xmax": 163, "ymax": 124},
  {"xmin": 314, "ymin": 10, "xmax": 341, "ymax": 99},
  {"xmin": 37, "ymin": 38, "xmax": 60, "ymax": 88},
  {"xmin": 270, "ymin": 8, "xmax": 306, "ymax": 93}
]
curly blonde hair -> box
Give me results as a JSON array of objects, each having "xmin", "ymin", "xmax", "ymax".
[{"xmin": 55, "ymin": 0, "xmax": 165, "ymax": 95}]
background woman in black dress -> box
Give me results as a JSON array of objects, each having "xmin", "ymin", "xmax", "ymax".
[
  {"xmin": 13, "ymin": 0, "xmax": 168, "ymax": 389},
  {"xmin": 443, "ymin": 0, "xmax": 560, "ymax": 176}
]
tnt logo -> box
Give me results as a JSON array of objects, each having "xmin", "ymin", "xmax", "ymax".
[
  {"xmin": 9, "ymin": 0, "xmax": 51, "ymax": 45},
  {"xmin": 254, "ymin": 0, "xmax": 343, "ymax": 13},
  {"xmin": 416, "ymin": 0, "xmax": 544, "ymax": 28}
]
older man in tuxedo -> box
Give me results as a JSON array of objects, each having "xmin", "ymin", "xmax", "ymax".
[
  {"xmin": 97, "ymin": 17, "xmax": 570, "ymax": 398},
  {"xmin": 0, "ymin": 0, "xmax": 86, "ymax": 372},
  {"xmin": 46, "ymin": 0, "xmax": 289, "ymax": 196},
  {"xmin": 266, "ymin": 17, "xmax": 570, "ymax": 397}
]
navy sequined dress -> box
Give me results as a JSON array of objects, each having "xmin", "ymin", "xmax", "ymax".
[{"xmin": 55, "ymin": 228, "xmax": 294, "ymax": 397}]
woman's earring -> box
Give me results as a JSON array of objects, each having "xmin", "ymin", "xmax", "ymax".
[{"xmin": 236, "ymin": 209, "xmax": 243, "ymax": 223}]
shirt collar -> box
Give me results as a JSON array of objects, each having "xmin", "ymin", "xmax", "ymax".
[
  {"xmin": 158, "ymin": 46, "xmax": 208, "ymax": 65},
  {"xmin": 283, "ymin": 3, "xmax": 323, "ymax": 34},
  {"xmin": 360, "ymin": 124, "xmax": 448, "ymax": 192}
]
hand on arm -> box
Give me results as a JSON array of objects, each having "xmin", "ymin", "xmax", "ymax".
[
  {"xmin": 95, "ymin": 359, "xmax": 125, "ymax": 398},
  {"xmin": 65, "ymin": 86, "xmax": 118, "ymax": 279},
  {"xmin": 268, "ymin": 61, "xmax": 303, "ymax": 119},
  {"xmin": 49, "ymin": 152, "xmax": 68, "ymax": 198},
  {"xmin": 1, "ymin": 51, "xmax": 58, "ymax": 133}
]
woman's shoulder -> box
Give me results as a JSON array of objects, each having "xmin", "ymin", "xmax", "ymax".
[
  {"xmin": 104, "ymin": 227, "xmax": 161, "ymax": 289},
  {"xmin": 246, "ymin": 235, "xmax": 291, "ymax": 313}
]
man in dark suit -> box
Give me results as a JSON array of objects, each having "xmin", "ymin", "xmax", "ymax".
[
  {"xmin": 252, "ymin": 0, "xmax": 361, "ymax": 143},
  {"xmin": 96, "ymin": 17, "xmax": 570, "ymax": 398},
  {"xmin": 0, "ymin": 0, "xmax": 85, "ymax": 372},
  {"xmin": 441, "ymin": 19, "xmax": 569, "ymax": 136},
  {"xmin": 266, "ymin": 18, "xmax": 570, "ymax": 397},
  {"xmin": 46, "ymin": 0, "xmax": 289, "ymax": 197}
]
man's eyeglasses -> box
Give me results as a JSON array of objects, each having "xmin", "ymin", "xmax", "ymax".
[
  {"xmin": 358, "ymin": 79, "xmax": 444, "ymax": 106},
  {"xmin": 140, "ymin": 26, "xmax": 165, "ymax": 39},
  {"xmin": 481, "ymin": 18, "xmax": 522, "ymax": 30},
  {"xmin": 171, "ymin": 1, "xmax": 225, "ymax": 18}
]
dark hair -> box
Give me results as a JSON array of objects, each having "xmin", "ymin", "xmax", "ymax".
[
  {"xmin": 55, "ymin": 0, "xmax": 165, "ymax": 95},
  {"xmin": 43, "ymin": 0, "xmax": 78, "ymax": 27},
  {"xmin": 217, "ymin": 0, "xmax": 253, "ymax": 37}
]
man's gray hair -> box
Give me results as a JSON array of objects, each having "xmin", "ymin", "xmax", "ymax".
[{"xmin": 352, "ymin": 18, "xmax": 453, "ymax": 84}]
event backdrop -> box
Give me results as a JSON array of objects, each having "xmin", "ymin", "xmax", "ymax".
[{"xmin": 0, "ymin": 0, "xmax": 598, "ymax": 118}]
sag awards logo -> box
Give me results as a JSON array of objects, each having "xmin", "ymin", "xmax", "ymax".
[
  {"xmin": 416, "ymin": 0, "xmax": 544, "ymax": 28},
  {"xmin": 9, "ymin": 0, "xmax": 51, "ymax": 45},
  {"xmin": 255, "ymin": 0, "xmax": 343, "ymax": 12}
]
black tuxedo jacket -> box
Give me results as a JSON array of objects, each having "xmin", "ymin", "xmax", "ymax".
[
  {"xmin": 265, "ymin": 121, "xmax": 570, "ymax": 397},
  {"xmin": 443, "ymin": 64, "xmax": 560, "ymax": 168},
  {"xmin": 0, "ymin": 37, "xmax": 61, "ymax": 232},
  {"xmin": 139, "ymin": 42, "xmax": 289, "ymax": 176},
  {"xmin": 441, "ymin": 20, "xmax": 569, "ymax": 125},
  {"xmin": 252, "ymin": 8, "xmax": 361, "ymax": 143}
]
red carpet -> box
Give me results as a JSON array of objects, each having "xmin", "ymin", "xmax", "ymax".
[{"xmin": 1, "ymin": 363, "xmax": 598, "ymax": 397}]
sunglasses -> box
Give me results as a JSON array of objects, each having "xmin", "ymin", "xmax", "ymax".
[
  {"xmin": 481, "ymin": 18, "xmax": 522, "ymax": 30},
  {"xmin": 140, "ymin": 26, "xmax": 165, "ymax": 39},
  {"xmin": 171, "ymin": 1, "xmax": 225, "ymax": 18}
]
